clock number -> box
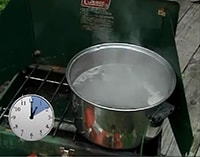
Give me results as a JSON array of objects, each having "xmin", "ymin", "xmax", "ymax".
[
  {"xmin": 48, "ymin": 115, "xmax": 52, "ymax": 120},
  {"xmin": 40, "ymin": 130, "xmax": 43, "ymax": 136},
  {"xmin": 21, "ymin": 100, "xmax": 26, "ymax": 105},
  {"xmin": 14, "ymin": 107, "xmax": 21, "ymax": 112},
  {"xmin": 45, "ymin": 107, "xmax": 49, "ymax": 112},
  {"xmin": 13, "ymin": 124, "xmax": 18, "ymax": 129},
  {"xmin": 46, "ymin": 124, "xmax": 50, "ymax": 129},
  {"xmin": 30, "ymin": 133, "xmax": 33, "ymax": 139},
  {"xmin": 11, "ymin": 115, "xmax": 16, "ymax": 119},
  {"xmin": 21, "ymin": 129, "xmax": 24, "ymax": 136},
  {"xmin": 29, "ymin": 98, "xmax": 33, "ymax": 103}
]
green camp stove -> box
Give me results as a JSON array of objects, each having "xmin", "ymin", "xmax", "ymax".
[{"xmin": 0, "ymin": 0, "xmax": 193, "ymax": 156}]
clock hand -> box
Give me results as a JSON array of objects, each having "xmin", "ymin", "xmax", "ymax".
[
  {"xmin": 29, "ymin": 99, "xmax": 33, "ymax": 119},
  {"xmin": 30, "ymin": 107, "xmax": 38, "ymax": 119},
  {"xmin": 32, "ymin": 107, "xmax": 38, "ymax": 117}
]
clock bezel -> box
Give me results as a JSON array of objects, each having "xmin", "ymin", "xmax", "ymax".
[{"xmin": 8, "ymin": 94, "xmax": 55, "ymax": 141}]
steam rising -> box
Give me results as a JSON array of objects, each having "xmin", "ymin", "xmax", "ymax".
[{"xmin": 71, "ymin": 2, "xmax": 173, "ymax": 110}]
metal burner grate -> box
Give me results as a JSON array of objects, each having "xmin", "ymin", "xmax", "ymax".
[
  {"xmin": 0, "ymin": 64, "xmax": 77, "ymax": 138},
  {"xmin": 0, "ymin": 64, "xmax": 161, "ymax": 156}
]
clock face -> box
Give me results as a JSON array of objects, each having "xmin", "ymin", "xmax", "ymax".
[{"xmin": 8, "ymin": 94, "xmax": 55, "ymax": 141}]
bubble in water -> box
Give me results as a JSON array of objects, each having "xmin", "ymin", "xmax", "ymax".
[{"xmin": 72, "ymin": 64, "xmax": 164, "ymax": 109}]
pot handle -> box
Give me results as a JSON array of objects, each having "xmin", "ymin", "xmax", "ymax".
[{"xmin": 148, "ymin": 102, "xmax": 175, "ymax": 127}]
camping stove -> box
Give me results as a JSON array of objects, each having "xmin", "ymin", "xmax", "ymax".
[
  {"xmin": 0, "ymin": 64, "xmax": 161, "ymax": 156},
  {"xmin": 0, "ymin": 0, "xmax": 194, "ymax": 156}
]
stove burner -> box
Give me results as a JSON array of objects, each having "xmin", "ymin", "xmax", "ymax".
[{"xmin": 0, "ymin": 64, "xmax": 161, "ymax": 156}]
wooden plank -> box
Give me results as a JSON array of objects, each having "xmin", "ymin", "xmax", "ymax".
[
  {"xmin": 175, "ymin": 0, "xmax": 193, "ymax": 21},
  {"xmin": 189, "ymin": 133, "xmax": 200, "ymax": 156},
  {"xmin": 196, "ymin": 146, "xmax": 200, "ymax": 157},
  {"xmin": 175, "ymin": 3, "xmax": 200, "ymax": 71},
  {"xmin": 166, "ymin": 46, "xmax": 200, "ymax": 156},
  {"xmin": 161, "ymin": 0, "xmax": 200, "ymax": 155},
  {"xmin": 166, "ymin": 136, "xmax": 181, "ymax": 156},
  {"xmin": 161, "ymin": 119, "xmax": 176, "ymax": 155},
  {"xmin": 187, "ymin": 47, "xmax": 200, "ymax": 157}
]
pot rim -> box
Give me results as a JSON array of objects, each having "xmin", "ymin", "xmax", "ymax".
[{"xmin": 66, "ymin": 43, "xmax": 177, "ymax": 112}]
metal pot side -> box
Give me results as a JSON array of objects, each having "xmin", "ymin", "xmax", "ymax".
[{"xmin": 73, "ymin": 94, "xmax": 149, "ymax": 149}]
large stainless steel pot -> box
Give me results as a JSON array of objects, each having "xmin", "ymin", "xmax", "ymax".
[{"xmin": 66, "ymin": 43, "xmax": 176, "ymax": 149}]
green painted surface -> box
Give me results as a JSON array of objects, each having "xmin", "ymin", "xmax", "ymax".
[
  {"xmin": 0, "ymin": 0, "xmax": 193, "ymax": 155},
  {"xmin": 0, "ymin": 0, "xmax": 34, "ymax": 85},
  {"xmin": 29, "ymin": 0, "xmax": 180, "ymax": 66},
  {"xmin": 0, "ymin": 127, "xmax": 68, "ymax": 155},
  {"xmin": 0, "ymin": 0, "xmax": 10, "ymax": 13}
]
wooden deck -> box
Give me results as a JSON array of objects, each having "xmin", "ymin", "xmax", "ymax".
[{"xmin": 161, "ymin": 0, "xmax": 200, "ymax": 156}]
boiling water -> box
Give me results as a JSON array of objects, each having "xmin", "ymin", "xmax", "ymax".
[{"xmin": 72, "ymin": 64, "xmax": 165, "ymax": 109}]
